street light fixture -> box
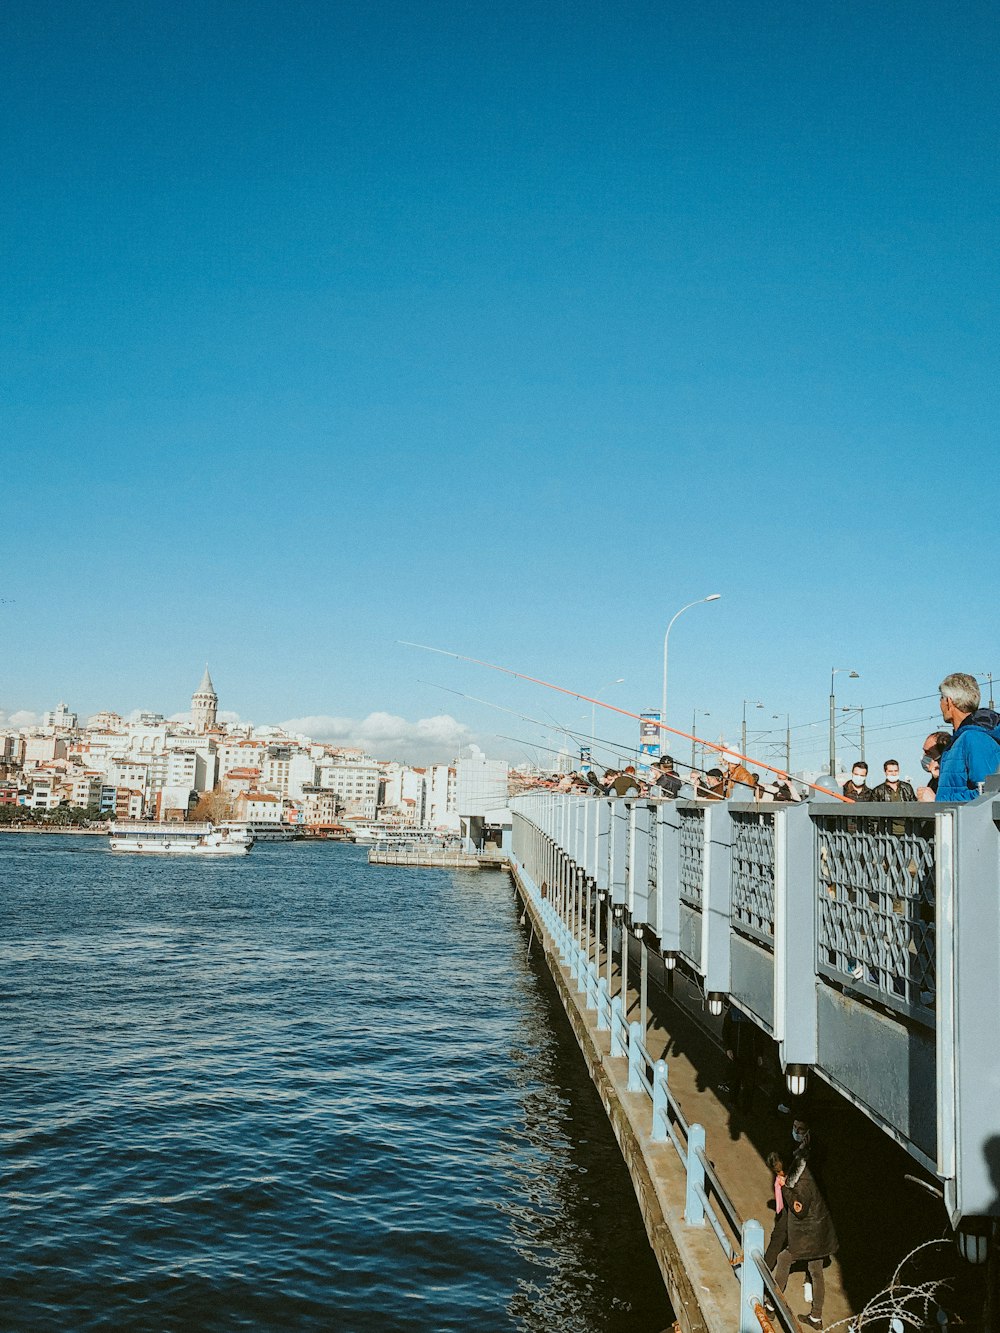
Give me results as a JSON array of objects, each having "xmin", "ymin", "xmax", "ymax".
[
  {"xmin": 829, "ymin": 667, "xmax": 860, "ymax": 780},
  {"xmin": 661, "ymin": 595, "xmax": 721, "ymax": 728}
]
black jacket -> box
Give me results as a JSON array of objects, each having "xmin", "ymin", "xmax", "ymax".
[
  {"xmin": 870, "ymin": 779, "xmax": 917, "ymax": 802},
  {"xmin": 783, "ymin": 1166, "xmax": 838, "ymax": 1260}
]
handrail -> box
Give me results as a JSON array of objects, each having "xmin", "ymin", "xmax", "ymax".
[
  {"xmin": 515, "ymin": 843, "xmax": 762, "ymax": 1324},
  {"xmin": 696, "ymin": 1144, "xmax": 745, "ymax": 1259}
]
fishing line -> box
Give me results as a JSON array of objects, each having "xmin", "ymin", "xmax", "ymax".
[{"xmin": 401, "ymin": 641, "xmax": 851, "ymax": 802}]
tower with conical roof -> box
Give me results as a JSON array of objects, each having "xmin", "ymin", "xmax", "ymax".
[{"xmin": 191, "ymin": 666, "xmax": 218, "ymax": 733}]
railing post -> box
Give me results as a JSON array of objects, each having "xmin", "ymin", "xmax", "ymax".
[
  {"xmin": 595, "ymin": 799, "xmax": 611, "ymax": 896},
  {"xmin": 629, "ymin": 801, "xmax": 652, "ymax": 925},
  {"xmin": 945, "ymin": 797, "xmax": 1000, "ymax": 1221},
  {"xmin": 685, "ymin": 1123, "xmax": 706, "ymax": 1226},
  {"xmin": 739, "ymin": 1219, "xmax": 766, "ymax": 1333},
  {"xmin": 628, "ymin": 1019, "xmax": 643, "ymax": 1092},
  {"xmin": 657, "ymin": 803, "xmax": 682, "ymax": 960},
  {"xmin": 597, "ymin": 976, "xmax": 610, "ymax": 1030},
  {"xmin": 701, "ymin": 802, "xmax": 733, "ymax": 998},
  {"xmin": 568, "ymin": 866, "xmax": 580, "ymax": 983},
  {"xmin": 609, "ymin": 799, "xmax": 627, "ymax": 910},
  {"xmin": 774, "ymin": 802, "xmax": 819, "ymax": 1072},
  {"xmin": 610, "ymin": 995, "xmax": 625, "ymax": 1057},
  {"xmin": 586, "ymin": 958, "xmax": 598, "ymax": 1011},
  {"xmin": 651, "ymin": 1061, "xmax": 669, "ymax": 1142}
]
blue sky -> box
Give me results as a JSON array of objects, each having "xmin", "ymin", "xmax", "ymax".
[{"xmin": 3, "ymin": 0, "xmax": 997, "ymax": 770}]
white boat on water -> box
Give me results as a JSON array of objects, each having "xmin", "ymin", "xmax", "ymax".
[
  {"xmin": 108, "ymin": 821, "xmax": 254, "ymax": 856},
  {"xmin": 222, "ymin": 820, "xmax": 298, "ymax": 842},
  {"xmin": 352, "ymin": 824, "xmax": 460, "ymax": 848}
]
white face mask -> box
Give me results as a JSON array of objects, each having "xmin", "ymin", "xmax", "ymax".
[
  {"xmin": 886, "ymin": 772, "xmax": 900, "ymax": 784},
  {"xmin": 851, "ymin": 774, "xmax": 866, "ymax": 786}
]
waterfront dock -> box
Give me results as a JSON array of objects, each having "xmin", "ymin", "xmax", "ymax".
[{"xmin": 367, "ymin": 844, "xmax": 509, "ymax": 869}]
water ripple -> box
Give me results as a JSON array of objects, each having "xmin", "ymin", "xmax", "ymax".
[{"xmin": 0, "ymin": 836, "xmax": 671, "ymax": 1331}]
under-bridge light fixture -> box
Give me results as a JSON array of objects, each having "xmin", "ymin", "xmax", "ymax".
[
  {"xmin": 785, "ymin": 1063, "xmax": 809, "ymax": 1097},
  {"xmin": 663, "ymin": 950, "xmax": 678, "ymax": 970},
  {"xmin": 956, "ymin": 1219, "xmax": 992, "ymax": 1265},
  {"xmin": 707, "ymin": 991, "xmax": 726, "ymax": 1017}
]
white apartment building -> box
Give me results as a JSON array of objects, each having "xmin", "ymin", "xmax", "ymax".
[
  {"xmin": 42, "ymin": 702, "xmax": 78, "ymax": 731},
  {"xmin": 217, "ymin": 740, "xmax": 268, "ymax": 778},
  {"xmin": 24, "ymin": 736, "xmax": 67, "ymax": 766},
  {"xmin": 318, "ymin": 758, "xmax": 380, "ymax": 819},
  {"xmin": 79, "ymin": 733, "xmax": 128, "ymax": 773},
  {"xmin": 236, "ymin": 790, "xmax": 283, "ymax": 824},
  {"xmin": 301, "ymin": 786, "xmax": 339, "ymax": 827},
  {"xmin": 108, "ymin": 758, "xmax": 151, "ymax": 792},
  {"xmin": 87, "ymin": 711, "xmax": 123, "ymax": 730},
  {"xmin": 260, "ymin": 752, "xmax": 317, "ymax": 800},
  {"xmin": 455, "ymin": 747, "xmax": 508, "ymax": 815},
  {"xmin": 425, "ymin": 764, "xmax": 459, "ymax": 831},
  {"xmin": 67, "ymin": 773, "xmax": 103, "ymax": 808},
  {"xmin": 380, "ymin": 763, "xmax": 426, "ymax": 824},
  {"xmin": 455, "ymin": 747, "xmax": 510, "ymax": 850},
  {"xmin": 27, "ymin": 780, "xmax": 59, "ymax": 812}
]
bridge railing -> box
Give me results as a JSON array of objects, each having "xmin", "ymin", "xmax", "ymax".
[
  {"xmin": 510, "ymin": 791, "xmax": 1000, "ymax": 1230},
  {"xmin": 513, "ymin": 828, "xmax": 800, "ymax": 1333}
]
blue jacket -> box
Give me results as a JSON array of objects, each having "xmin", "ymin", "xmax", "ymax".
[{"xmin": 936, "ymin": 710, "xmax": 1000, "ymax": 801}]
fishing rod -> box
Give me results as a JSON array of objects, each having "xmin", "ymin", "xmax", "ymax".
[
  {"xmin": 421, "ymin": 680, "xmax": 594, "ymax": 754},
  {"xmin": 425, "ymin": 679, "xmax": 668, "ymax": 769},
  {"xmin": 495, "ymin": 733, "xmax": 717, "ymax": 797},
  {"xmin": 400, "ymin": 640, "xmax": 852, "ymax": 802}
]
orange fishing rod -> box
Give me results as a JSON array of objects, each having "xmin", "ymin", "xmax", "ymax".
[{"xmin": 399, "ymin": 640, "xmax": 853, "ymax": 803}]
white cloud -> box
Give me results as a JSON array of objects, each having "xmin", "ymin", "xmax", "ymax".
[
  {"xmin": 279, "ymin": 711, "xmax": 473, "ymax": 763},
  {"xmin": 1, "ymin": 709, "xmax": 39, "ymax": 728}
]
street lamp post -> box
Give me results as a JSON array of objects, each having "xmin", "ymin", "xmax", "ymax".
[
  {"xmin": 662, "ymin": 594, "xmax": 721, "ymax": 728},
  {"xmin": 840, "ymin": 705, "xmax": 865, "ymax": 763},
  {"xmin": 829, "ymin": 668, "xmax": 860, "ymax": 780},
  {"xmin": 691, "ymin": 709, "xmax": 711, "ymax": 768},
  {"xmin": 590, "ymin": 678, "xmax": 624, "ymax": 763},
  {"xmin": 741, "ymin": 699, "xmax": 763, "ymax": 758}
]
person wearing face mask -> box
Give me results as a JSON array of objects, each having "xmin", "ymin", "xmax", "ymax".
[
  {"xmin": 842, "ymin": 761, "xmax": 873, "ymax": 801},
  {"xmin": 772, "ymin": 1163, "xmax": 838, "ymax": 1329},
  {"xmin": 916, "ymin": 731, "xmax": 952, "ymax": 802},
  {"xmin": 870, "ymin": 760, "xmax": 918, "ymax": 855},
  {"xmin": 870, "ymin": 759, "xmax": 916, "ymax": 804}
]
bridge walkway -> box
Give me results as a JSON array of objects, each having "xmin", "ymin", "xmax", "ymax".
[{"xmin": 517, "ymin": 867, "xmax": 971, "ymax": 1331}]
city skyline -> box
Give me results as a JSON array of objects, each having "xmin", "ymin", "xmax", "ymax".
[{"xmin": 3, "ymin": 656, "xmax": 986, "ymax": 780}]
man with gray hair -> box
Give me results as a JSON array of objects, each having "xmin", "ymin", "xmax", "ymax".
[{"xmin": 935, "ymin": 673, "xmax": 1000, "ymax": 801}]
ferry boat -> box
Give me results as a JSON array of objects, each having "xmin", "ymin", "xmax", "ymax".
[
  {"xmin": 108, "ymin": 821, "xmax": 254, "ymax": 856},
  {"xmin": 352, "ymin": 824, "xmax": 460, "ymax": 848},
  {"xmin": 222, "ymin": 820, "xmax": 298, "ymax": 842}
]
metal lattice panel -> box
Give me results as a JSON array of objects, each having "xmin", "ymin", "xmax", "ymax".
[
  {"xmin": 732, "ymin": 812, "xmax": 776, "ymax": 948},
  {"xmin": 815, "ymin": 814, "xmax": 936, "ymax": 1023},
  {"xmin": 647, "ymin": 810, "xmax": 658, "ymax": 900},
  {"xmin": 679, "ymin": 808, "xmax": 705, "ymax": 907}
]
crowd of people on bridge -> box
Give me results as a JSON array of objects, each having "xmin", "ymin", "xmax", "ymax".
[{"xmin": 525, "ymin": 672, "xmax": 1000, "ymax": 807}]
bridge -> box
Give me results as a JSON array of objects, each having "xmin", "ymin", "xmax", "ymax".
[{"xmin": 508, "ymin": 790, "xmax": 1000, "ymax": 1328}]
